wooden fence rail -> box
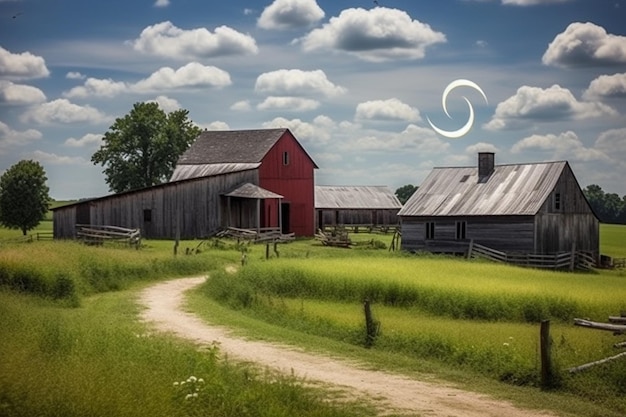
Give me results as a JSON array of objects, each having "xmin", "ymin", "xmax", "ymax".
[
  {"xmin": 468, "ymin": 241, "xmax": 596, "ymax": 271},
  {"xmin": 75, "ymin": 224, "xmax": 141, "ymax": 247}
]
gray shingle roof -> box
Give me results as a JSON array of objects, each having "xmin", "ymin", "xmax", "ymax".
[
  {"xmin": 170, "ymin": 163, "xmax": 260, "ymax": 182},
  {"xmin": 315, "ymin": 185, "xmax": 402, "ymax": 209},
  {"xmin": 177, "ymin": 128, "xmax": 289, "ymax": 164},
  {"xmin": 224, "ymin": 183, "xmax": 283, "ymax": 199},
  {"xmin": 398, "ymin": 161, "xmax": 567, "ymax": 217}
]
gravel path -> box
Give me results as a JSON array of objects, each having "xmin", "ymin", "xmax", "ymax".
[{"xmin": 139, "ymin": 276, "xmax": 555, "ymax": 417}]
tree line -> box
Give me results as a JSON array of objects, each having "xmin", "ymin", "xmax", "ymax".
[{"xmin": 583, "ymin": 184, "xmax": 626, "ymax": 224}]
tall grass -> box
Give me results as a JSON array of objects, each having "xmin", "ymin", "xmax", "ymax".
[
  {"xmin": 0, "ymin": 291, "xmax": 372, "ymax": 417},
  {"xmin": 601, "ymin": 223, "xmax": 626, "ymax": 258}
]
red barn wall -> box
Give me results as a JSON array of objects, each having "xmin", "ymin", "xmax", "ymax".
[{"xmin": 258, "ymin": 132, "xmax": 316, "ymax": 236}]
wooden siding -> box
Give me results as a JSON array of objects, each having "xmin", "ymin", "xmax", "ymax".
[
  {"xmin": 317, "ymin": 209, "xmax": 400, "ymax": 229},
  {"xmin": 259, "ymin": 131, "xmax": 316, "ymax": 236},
  {"xmin": 53, "ymin": 170, "xmax": 258, "ymax": 239},
  {"xmin": 401, "ymin": 216, "xmax": 535, "ymax": 253}
]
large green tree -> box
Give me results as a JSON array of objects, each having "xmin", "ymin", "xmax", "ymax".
[
  {"xmin": 395, "ymin": 184, "xmax": 418, "ymax": 205},
  {"xmin": 0, "ymin": 160, "xmax": 50, "ymax": 235},
  {"xmin": 92, "ymin": 102, "xmax": 202, "ymax": 193}
]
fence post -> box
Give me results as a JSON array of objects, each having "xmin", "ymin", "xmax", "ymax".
[
  {"xmin": 466, "ymin": 239, "xmax": 474, "ymax": 259},
  {"xmin": 540, "ymin": 320, "xmax": 554, "ymax": 389},
  {"xmin": 364, "ymin": 299, "xmax": 376, "ymax": 348},
  {"xmin": 569, "ymin": 242, "xmax": 576, "ymax": 271}
]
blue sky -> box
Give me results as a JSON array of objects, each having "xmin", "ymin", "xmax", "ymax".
[{"xmin": 1, "ymin": 0, "xmax": 625, "ymax": 200}]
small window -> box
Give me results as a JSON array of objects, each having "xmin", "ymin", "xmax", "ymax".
[
  {"xmin": 283, "ymin": 151, "xmax": 289, "ymax": 165},
  {"xmin": 143, "ymin": 209, "xmax": 152, "ymax": 222},
  {"xmin": 455, "ymin": 221, "xmax": 466, "ymax": 240},
  {"xmin": 425, "ymin": 222, "xmax": 435, "ymax": 240},
  {"xmin": 554, "ymin": 192, "xmax": 561, "ymax": 211}
]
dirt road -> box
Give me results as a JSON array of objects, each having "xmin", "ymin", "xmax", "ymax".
[{"xmin": 139, "ymin": 277, "xmax": 555, "ymax": 417}]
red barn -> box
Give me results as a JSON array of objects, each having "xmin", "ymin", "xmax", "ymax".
[{"xmin": 171, "ymin": 128, "xmax": 318, "ymax": 236}]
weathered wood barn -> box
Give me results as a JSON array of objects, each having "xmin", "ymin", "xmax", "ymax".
[
  {"xmin": 398, "ymin": 153, "xmax": 599, "ymax": 255},
  {"xmin": 315, "ymin": 185, "xmax": 402, "ymax": 230},
  {"xmin": 53, "ymin": 128, "xmax": 318, "ymax": 239}
]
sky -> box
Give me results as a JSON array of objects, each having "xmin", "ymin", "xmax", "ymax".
[{"xmin": 1, "ymin": 0, "xmax": 625, "ymax": 201}]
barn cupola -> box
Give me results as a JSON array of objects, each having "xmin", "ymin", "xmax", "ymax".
[{"xmin": 478, "ymin": 152, "xmax": 495, "ymax": 180}]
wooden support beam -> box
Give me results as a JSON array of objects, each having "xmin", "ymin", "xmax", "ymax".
[
  {"xmin": 574, "ymin": 318, "xmax": 626, "ymax": 334},
  {"xmin": 568, "ymin": 351, "xmax": 626, "ymax": 374}
]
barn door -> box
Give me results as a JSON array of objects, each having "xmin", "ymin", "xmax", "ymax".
[{"xmin": 281, "ymin": 203, "xmax": 290, "ymax": 234}]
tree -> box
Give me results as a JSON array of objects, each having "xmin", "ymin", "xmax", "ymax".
[
  {"xmin": 395, "ymin": 184, "xmax": 418, "ymax": 205},
  {"xmin": 583, "ymin": 184, "xmax": 626, "ymax": 224},
  {"xmin": 92, "ymin": 102, "xmax": 202, "ymax": 193},
  {"xmin": 0, "ymin": 160, "xmax": 50, "ymax": 235}
]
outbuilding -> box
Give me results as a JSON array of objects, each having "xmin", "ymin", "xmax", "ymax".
[{"xmin": 398, "ymin": 153, "xmax": 599, "ymax": 256}]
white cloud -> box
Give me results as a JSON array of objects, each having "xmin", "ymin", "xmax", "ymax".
[
  {"xmin": 132, "ymin": 62, "xmax": 232, "ymax": 92},
  {"xmin": 355, "ymin": 98, "xmax": 420, "ymax": 122},
  {"xmin": 64, "ymin": 133, "xmax": 103, "ymax": 148},
  {"xmin": 147, "ymin": 95, "xmax": 181, "ymax": 113},
  {"xmin": 257, "ymin": 96, "xmax": 320, "ymax": 111},
  {"xmin": 595, "ymin": 127, "xmax": 626, "ymax": 157},
  {"xmin": 298, "ymin": 7, "xmax": 446, "ymax": 62},
  {"xmin": 0, "ymin": 46, "xmax": 50, "ymax": 80},
  {"xmin": 20, "ymin": 99, "xmax": 110, "ymax": 125},
  {"xmin": 261, "ymin": 116, "xmax": 332, "ymax": 143},
  {"xmin": 255, "ymin": 69, "xmax": 346, "ymax": 97},
  {"xmin": 154, "ymin": 0, "xmax": 170, "ymax": 7},
  {"xmin": 466, "ymin": 142, "xmax": 499, "ymax": 154},
  {"xmin": 583, "ymin": 72, "xmax": 626, "ymax": 100},
  {"xmin": 484, "ymin": 84, "xmax": 617, "ymax": 130},
  {"xmin": 129, "ymin": 21, "xmax": 258, "ymax": 60},
  {"xmin": 342, "ymin": 124, "xmax": 449, "ymax": 153},
  {"xmin": 258, "ymin": 0, "xmax": 325, "ymax": 30},
  {"xmin": 63, "ymin": 77, "xmax": 127, "ymax": 98},
  {"xmin": 30, "ymin": 150, "xmax": 89, "ymax": 166},
  {"xmin": 511, "ymin": 131, "xmax": 609, "ymax": 162},
  {"xmin": 198, "ymin": 121, "xmax": 230, "ymax": 130},
  {"xmin": 0, "ymin": 121, "xmax": 42, "ymax": 154},
  {"xmin": 230, "ymin": 100, "xmax": 251, "ymax": 111},
  {"xmin": 66, "ymin": 71, "xmax": 86, "ymax": 80},
  {"xmin": 542, "ymin": 22, "xmax": 626, "ymax": 68},
  {"xmin": 62, "ymin": 63, "xmax": 231, "ymax": 98},
  {"xmin": 0, "ymin": 81, "xmax": 46, "ymax": 105}
]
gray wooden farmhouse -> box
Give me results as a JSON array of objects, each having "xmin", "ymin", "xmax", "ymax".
[
  {"xmin": 315, "ymin": 185, "xmax": 402, "ymax": 230},
  {"xmin": 53, "ymin": 128, "xmax": 317, "ymax": 239},
  {"xmin": 398, "ymin": 153, "xmax": 599, "ymax": 256}
]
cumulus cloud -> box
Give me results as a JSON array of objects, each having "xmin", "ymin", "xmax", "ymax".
[
  {"xmin": 133, "ymin": 62, "xmax": 231, "ymax": 92},
  {"xmin": 0, "ymin": 81, "xmax": 46, "ymax": 105},
  {"xmin": 30, "ymin": 150, "xmax": 89, "ymax": 166},
  {"xmin": 147, "ymin": 95, "xmax": 181, "ymax": 113},
  {"xmin": 63, "ymin": 78, "xmax": 127, "ymax": 98},
  {"xmin": 595, "ymin": 127, "xmax": 626, "ymax": 157},
  {"xmin": 583, "ymin": 72, "xmax": 626, "ymax": 100},
  {"xmin": 346, "ymin": 124, "xmax": 449, "ymax": 153},
  {"xmin": 128, "ymin": 21, "xmax": 258, "ymax": 60},
  {"xmin": 197, "ymin": 121, "xmax": 230, "ymax": 130},
  {"xmin": 258, "ymin": 0, "xmax": 325, "ymax": 30},
  {"xmin": 297, "ymin": 7, "xmax": 446, "ymax": 62},
  {"xmin": 255, "ymin": 69, "xmax": 346, "ymax": 97},
  {"xmin": 65, "ymin": 71, "xmax": 86, "ymax": 80},
  {"xmin": 0, "ymin": 121, "xmax": 42, "ymax": 153},
  {"xmin": 154, "ymin": 0, "xmax": 170, "ymax": 7},
  {"xmin": 484, "ymin": 84, "xmax": 617, "ymax": 130},
  {"xmin": 64, "ymin": 63, "xmax": 232, "ymax": 98},
  {"xmin": 355, "ymin": 98, "xmax": 420, "ymax": 122},
  {"xmin": 20, "ymin": 99, "xmax": 109, "ymax": 125},
  {"xmin": 0, "ymin": 46, "xmax": 50, "ymax": 80},
  {"xmin": 257, "ymin": 96, "xmax": 320, "ymax": 111},
  {"xmin": 64, "ymin": 133, "xmax": 103, "ymax": 148},
  {"xmin": 542, "ymin": 22, "xmax": 626, "ymax": 68},
  {"xmin": 262, "ymin": 116, "xmax": 333, "ymax": 144},
  {"xmin": 511, "ymin": 131, "xmax": 609, "ymax": 162},
  {"xmin": 230, "ymin": 100, "xmax": 251, "ymax": 111},
  {"xmin": 466, "ymin": 142, "xmax": 499, "ymax": 154},
  {"xmin": 502, "ymin": 0, "xmax": 571, "ymax": 5}
]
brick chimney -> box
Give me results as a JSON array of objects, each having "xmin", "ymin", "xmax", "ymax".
[{"xmin": 478, "ymin": 152, "xmax": 495, "ymax": 179}]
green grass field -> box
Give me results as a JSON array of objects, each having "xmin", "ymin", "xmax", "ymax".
[{"xmin": 0, "ymin": 222, "xmax": 624, "ymax": 416}]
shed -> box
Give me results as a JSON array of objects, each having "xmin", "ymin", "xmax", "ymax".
[
  {"xmin": 398, "ymin": 153, "xmax": 599, "ymax": 256},
  {"xmin": 172, "ymin": 128, "xmax": 318, "ymax": 236},
  {"xmin": 315, "ymin": 185, "xmax": 402, "ymax": 230},
  {"xmin": 53, "ymin": 128, "xmax": 317, "ymax": 239}
]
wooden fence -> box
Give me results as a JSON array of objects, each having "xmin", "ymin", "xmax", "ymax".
[
  {"xmin": 76, "ymin": 224, "xmax": 141, "ymax": 247},
  {"xmin": 216, "ymin": 227, "xmax": 295, "ymax": 243},
  {"xmin": 467, "ymin": 241, "xmax": 596, "ymax": 271}
]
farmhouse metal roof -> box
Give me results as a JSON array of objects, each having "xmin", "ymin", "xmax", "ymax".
[
  {"xmin": 315, "ymin": 185, "xmax": 402, "ymax": 210},
  {"xmin": 224, "ymin": 183, "xmax": 283, "ymax": 199},
  {"xmin": 398, "ymin": 161, "xmax": 568, "ymax": 217}
]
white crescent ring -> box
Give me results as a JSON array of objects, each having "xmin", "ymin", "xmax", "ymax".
[{"xmin": 427, "ymin": 79, "xmax": 488, "ymax": 139}]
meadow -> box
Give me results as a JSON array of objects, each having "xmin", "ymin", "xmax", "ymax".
[{"xmin": 0, "ymin": 220, "xmax": 624, "ymax": 416}]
